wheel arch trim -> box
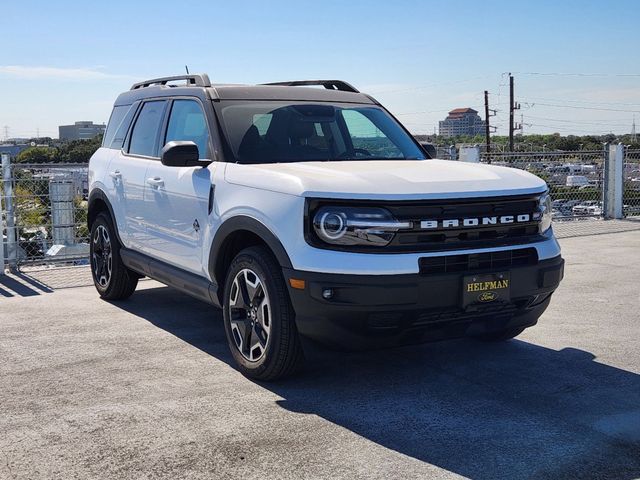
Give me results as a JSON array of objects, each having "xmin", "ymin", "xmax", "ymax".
[
  {"xmin": 88, "ymin": 189, "xmax": 123, "ymax": 245},
  {"xmin": 208, "ymin": 216, "xmax": 293, "ymax": 285}
]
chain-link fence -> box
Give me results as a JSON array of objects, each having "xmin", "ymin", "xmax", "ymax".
[
  {"xmin": 435, "ymin": 145, "xmax": 456, "ymax": 160},
  {"xmin": 624, "ymin": 149, "xmax": 640, "ymax": 217},
  {"xmin": 1, "ymin": 159, "xmax": 89, "ymax": 270},
  {"xmin": 0, "ymin": 147, "xmax": 636, "ymax": 271},
  {"xmin": 479, "ymin": 151, "xmax": 606, "ymax": 220}
]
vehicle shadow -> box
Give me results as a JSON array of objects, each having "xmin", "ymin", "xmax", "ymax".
[{"xmin": 115, "ymin": 285, "xmax": 640, "ymax": 480}]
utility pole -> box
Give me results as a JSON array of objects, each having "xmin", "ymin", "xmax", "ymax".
[
  {"xmin": 483, "ymin": 90, "xmax": 497, "ymax": 155},
  {"xmin": 508, "ymin": 74, "xmax": 521, "ymax": 152},
  {"xmin": 484, "ymin": 90, "xmax": 490, "ymax": 153},
  {"xmin": 632, "ymin": 115, "xmax": 637, "ymax": 143}
]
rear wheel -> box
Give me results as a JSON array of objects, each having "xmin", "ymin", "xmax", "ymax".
[
  {"xmin": 223, "ymin": 246, "xmax": 303, "ymax": 381},
  {"xmin": 474, "ymin": 326, "xmax": 526, "ymax": 342},
  {"xmin": 90, "ymin": 212, "xmax": 138, "ymax": 300}
]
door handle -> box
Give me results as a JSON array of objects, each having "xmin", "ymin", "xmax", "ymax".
[
  {"xmin": 109, "ymin": 170, "xmax": 122, "ymax": 180},
  {"xmin": 146, "ymin": 177, "xmax": 165, "ymax": 189}
]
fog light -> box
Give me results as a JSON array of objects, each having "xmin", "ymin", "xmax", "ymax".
[{"xmin": 322, "ymin": 288, "xmax": 334, "ymax": 300}]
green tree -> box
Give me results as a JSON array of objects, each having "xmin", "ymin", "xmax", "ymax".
[
  {"xmin": 56, "ymin": 134, "xmax": 103, "ymax": 163},
  {"xmin": 16, "ymin": 146, "xmax": 56, "ymax": 163}
]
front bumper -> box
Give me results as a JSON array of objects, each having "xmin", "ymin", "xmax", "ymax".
[{"xmin": 284, "ymin": 254, "xmax": 564, "ymax": 349}]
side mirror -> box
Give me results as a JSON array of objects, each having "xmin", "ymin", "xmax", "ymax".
[{"xmin": 161, "ymin": 141, "xmax": 206, "ymax": 167}]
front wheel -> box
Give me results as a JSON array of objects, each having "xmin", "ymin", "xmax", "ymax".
[{"xmin": 222, "ymin": 246, "xmax": 303, "ymax": 381}]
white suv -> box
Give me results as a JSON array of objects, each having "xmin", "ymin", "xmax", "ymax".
[{"xmin": 88, "ymin": 74, "xmax": 564, "ymax": 380}]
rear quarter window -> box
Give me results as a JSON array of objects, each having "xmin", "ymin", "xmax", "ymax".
[
  {"xmin": 102, "ymin": 105, "xmax": 129, "ymax": 148},
  {"xmin": 103, "ymin": 104, "xmax": 139, "ymax": 150}
]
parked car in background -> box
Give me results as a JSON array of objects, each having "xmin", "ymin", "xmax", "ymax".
[
  {"xmin": 566, "ymin": 175, "xmax": 589, "ymax": 187},
  {"xmin": 572, "ymin": 201, "xmax": 602, "ymax": 216}
]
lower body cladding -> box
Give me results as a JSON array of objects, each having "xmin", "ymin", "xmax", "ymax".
[{"xmin": 283, "ymin": 253, "xmax": 564, "ymax": 349}]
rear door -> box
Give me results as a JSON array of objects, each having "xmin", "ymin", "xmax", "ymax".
[
  {"xmin": 114, "ymin": 99, "xmax": 168, "ymax": 251},
  {"xmin": 142, "ymin": 98, "xmax": 214, "ymax": 274}
]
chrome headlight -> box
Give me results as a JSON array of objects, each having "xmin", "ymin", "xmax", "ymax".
[
  {"xmin": 312, "ymin": 206, "xmax": 411, "ymax": 246},
  {"xmin": 538, "ymin": 192, "xmax": 552, "ymax": 233}
]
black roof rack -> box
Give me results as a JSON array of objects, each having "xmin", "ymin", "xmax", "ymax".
[
  {"xmin": 130, "ymin": 74, "xmax": 212, "ymax": 90},
  {"xmin": 261, "ymin": 80, "xmax": 360, "ymax": 93}
]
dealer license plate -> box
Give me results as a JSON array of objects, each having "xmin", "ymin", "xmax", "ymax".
[{"xmin": 462, "ymin": 272, "xmax": 510, "ymax": 308}]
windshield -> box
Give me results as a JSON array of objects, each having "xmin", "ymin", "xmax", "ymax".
[{"xmin": 216, "ymin": 101, "xmax": 426, "ymax": 164}]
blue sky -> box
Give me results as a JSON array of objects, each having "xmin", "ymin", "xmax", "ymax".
[{"xmin": 1, "ymin": 0, "xmax": 639, "ymax": 139}]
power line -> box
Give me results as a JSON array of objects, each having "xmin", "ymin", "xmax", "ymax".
[
  {"xmin": 515, "ymin": 95, "xmax": 640, "ymax": 107},
  {"xmin": 524, "ymin": 115, "xmax": 631, "ymax": 127},
  {"xmin": 521, "ymin": 101, "xmax": 640, "ymax": 114},
  {"xmin": 510, "ymin": 71, "xmax": 640, "ymax": 78},
  {"xmin": 524, "ymin": 123, "xmax": 618, "ymax": 135}
]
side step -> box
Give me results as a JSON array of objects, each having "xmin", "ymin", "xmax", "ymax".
[{"xmin": 120, "ymin": 248, "xmax": 220, "ymax": 307}]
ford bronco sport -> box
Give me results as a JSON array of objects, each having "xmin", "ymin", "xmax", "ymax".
[{"xmin": 88, "ymin": 74, "xmax": 564, "ymax": 380}]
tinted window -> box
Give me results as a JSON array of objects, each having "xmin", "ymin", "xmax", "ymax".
[
  {"xmin": 109, "ymin": 103, "xmax": 138, "ymax": 150},
  {"xmin": 103, "ymin": 105, "xmax": 128, "ymax": 148},
  {"xmin": 165, "ymin": 100, "xmax": 209, "ymax": 158},
  {"xmin": 128, "ymin": 101, "xmax": 166, "ymax": 157},
  {"xmin": 341, "ymin": 110, "xmax": 403, "ymax": 158},
  {"xmin": 217, "ymin": 102, "xmax": 425, "ymax": 164}
]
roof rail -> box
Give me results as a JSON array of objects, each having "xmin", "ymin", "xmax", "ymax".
[
  {"xmin": 262, "ymin": 80, "xmax": 360, "ymax": 93},
  {"xmin": 130, "ymin": 74, "xmax": 212, "ymax": 90}
]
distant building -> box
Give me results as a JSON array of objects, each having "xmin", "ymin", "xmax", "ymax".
[
  {"xmin": 439, "ymin": 108, "xmax": 486, "ymax": 137},
  {"xmin": 58, "ymin": 121, "xmax": 105, "ymax": 141}
]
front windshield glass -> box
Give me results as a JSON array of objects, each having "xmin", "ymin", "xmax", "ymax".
[{"xmin": 216, "ymin": 101, "xmax": 426, "ymax": 164}]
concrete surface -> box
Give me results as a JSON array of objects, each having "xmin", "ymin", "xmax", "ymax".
[{"xmin": 1, "ymin": 232, "xmax": 639, "ymax": 480}]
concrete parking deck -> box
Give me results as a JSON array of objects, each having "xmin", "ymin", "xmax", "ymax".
[{"xmin": 1, "ymin": 231, "xmax": 639, "ymax": 479}]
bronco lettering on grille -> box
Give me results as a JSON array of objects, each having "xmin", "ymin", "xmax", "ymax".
[{"xmin": 420, "ymin": 214, "xmax": 532, "ymax": 229}]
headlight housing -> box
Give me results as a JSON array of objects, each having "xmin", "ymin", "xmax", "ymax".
[
  {"xmin": 538, "ymin": 192, "xmax": 552, "ymax": 233},
  {"xmin": 312, "ymin": 206, "xmax": 411, "ymax": 247}
]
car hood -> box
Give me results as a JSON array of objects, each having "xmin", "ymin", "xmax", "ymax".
[{"xmin": 224, "ymin": 159, "xmax": 547, "ymax": 200}]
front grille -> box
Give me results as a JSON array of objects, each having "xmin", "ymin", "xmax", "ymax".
[
  {"xmin": 366, "ymin": 297, "xmax": 533, "ymax": 331},
  {"xmin": 413, "ymin": 300, "xmax": 526, "ymax": 326},
  {"xmin": 419, "ymin": 248, "xmax": 538, "ymax": 274},
  {"xmin": 386, "ymin": 194, "xmax": 543, "ymax": 252}
]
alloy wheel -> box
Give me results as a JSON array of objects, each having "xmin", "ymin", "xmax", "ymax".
[
  {"xmin": 92, "ymin": 224, "xmax": 112, "ymax": 288},
  {"xmin": 228, "ymin": 268, "xmax": 271, "ymax": 362}
]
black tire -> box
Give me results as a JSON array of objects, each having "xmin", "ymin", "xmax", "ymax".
[
  {"xmin": 474, "ymin": 326, "xmax": 526, "ymax": 342},
  {"xmin": 222, "ymin": 246, "xmax": 304, "ymax": 381},
  {"xmin": 90, "ymin": 212, "xmax": 138, "ymax": 300}
]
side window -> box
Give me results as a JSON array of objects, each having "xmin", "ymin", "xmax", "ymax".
[
  {"xmin": 128, "ymin": 101, "xmax": 166, "ymax": 157},
  {"xmin": 341, "ymin": 109, "xmax": 403, "ymax": 158},
  {"xmin": 103, "ymin": 105, "xmax": 128, "ymax": 148},
  {"xmin": 252, "ymin": 113, "xmax": 273, "ymax": 136},
  {"xmin": 165, "ymin": 100, "xmax": 209, "ymax": 158},
  {"xmin": 109, "ymin": 103, "xmax": 138, "ymax": 150}
]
